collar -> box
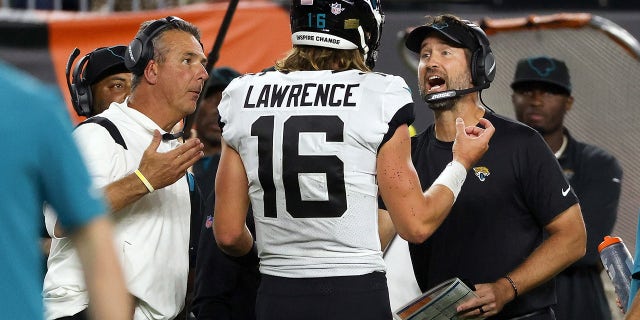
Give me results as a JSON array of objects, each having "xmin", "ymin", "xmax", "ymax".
[
  {"xmin": 554, "ymin": 134, "xmax": 568, "ymax": 159},
  {"xmin": 119, "ymin": 97, "xmax": 181, "ymax": 140}
]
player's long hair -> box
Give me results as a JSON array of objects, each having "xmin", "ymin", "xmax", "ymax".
[{"xmin": 275, "ymin": 45, "xmax": 370, "ymax": 72}]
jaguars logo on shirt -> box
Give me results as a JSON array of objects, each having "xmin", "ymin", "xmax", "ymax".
[{"xmin": 473, "ymin": 166, "xmax": 490, "ymax": 182}]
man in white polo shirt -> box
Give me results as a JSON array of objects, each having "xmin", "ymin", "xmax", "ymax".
[{"xmin": 43, "ymin": 16, "xmax": 206, "ymax": 320}]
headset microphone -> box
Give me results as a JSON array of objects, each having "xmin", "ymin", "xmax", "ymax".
[
  {"xmin": 66, "ymin": 48, "xmax": 94, "ymax": 117},
  {"xmin": 424, "ymin": 82, "xmax": 490, "ymax": 103},
  {"xmin": 65, "ymin": 47, "xmax": 81, "ymax": 105},
  {"xmin": 162, "ymin": 131, "xmax": 184, "ymax": 141}
]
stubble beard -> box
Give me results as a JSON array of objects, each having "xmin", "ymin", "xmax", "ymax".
[
  {"xmin": 424, "ymin": 94, "xmax": 459, "ymax": 111},
  {"xmin": 419, "ymin": 71, "xmax": 468, "ymax": 111},
  {"xmin": 419, "ymin": 87, "xmax": 458, "ymax": 111}
]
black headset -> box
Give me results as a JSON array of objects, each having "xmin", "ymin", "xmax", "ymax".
[
  {"xmin": 463, "ymin": 20, "xmax": 496, "ymax": 88},
  {"xmin": 124, "ymin": 16, "xmax": 183, "ymax": 75},
  {"xmin": 65, "ymin": 48, "xmax": 93, "ymax": 117}
]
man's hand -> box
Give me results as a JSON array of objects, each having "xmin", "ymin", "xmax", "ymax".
[
  {"xmin": 137, "ymin": 130, "xmax": 204, "ymax": 190},
  {"xmin": 452, "ymin": 117, "xmax": 494, "ymax": 169},
  {"xmin": 105, "ymin": 130, "xmax": 204, "ymax": 212},
  {"xmin": 455, "ymin": 279, "xmax": 514, "ymax": 319}
]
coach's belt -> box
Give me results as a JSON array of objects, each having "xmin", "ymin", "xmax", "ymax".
[{"xmin": 505, "ymin": 306, "xmax": 553, "ymax": 320}]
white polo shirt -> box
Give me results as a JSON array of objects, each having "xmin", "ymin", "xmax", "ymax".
[{"xmin": 43, "ymin": 100, "xmax": 191, "ymax": 320}]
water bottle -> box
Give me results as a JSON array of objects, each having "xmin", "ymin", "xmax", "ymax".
[{"xmin": 598, "ymin": 235, "xmax": 634, "ymax": 313}]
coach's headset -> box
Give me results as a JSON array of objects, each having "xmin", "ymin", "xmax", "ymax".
[
  {"xmin": 466, "ymin": 20, "xmax": 495, "ymax": 89},
  {"xmin": 124, "ymin": 16, "xmax": 184, "ymax": 75},
  {"xmin": 65, "ymin": 46, "xmax": 129, "ymax": 117},
  {"xmin": 65, "ymin": 48, "xmax": 93, "ymax": 117}
]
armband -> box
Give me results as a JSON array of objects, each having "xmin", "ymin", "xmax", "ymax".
[
  {"xmin": 134, "ymin": 169, "xmax": 154, "ymax": 193},
  {"xmin": 432, "ymin": 160, "xmax": 466, "ymax": 201}
]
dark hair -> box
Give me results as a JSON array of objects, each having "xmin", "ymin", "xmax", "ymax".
[{"xmin": 275, "ymin": 46, "xmax": 369, "ymax": 72}]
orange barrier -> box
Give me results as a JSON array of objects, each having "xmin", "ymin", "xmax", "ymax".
[{"xmin": 44, "ymin": 1, "xmax": 291, "ymax": 123}]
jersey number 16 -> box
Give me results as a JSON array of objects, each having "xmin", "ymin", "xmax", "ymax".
[{"xmin": 251, "ymin": 115, "xmax": 347, "ymax": 219}]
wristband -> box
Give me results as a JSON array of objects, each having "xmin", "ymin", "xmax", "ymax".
[
  {"xmin": 432, "ymin": 160, "xmax": 467, "ymax": 200},
  {"xmin": 134, "ymin": 169, "xmax": 154, "ymax": 193},
  {"xmin": 503, "ymin": 275, "xmax": 518, "ymax": 299}
]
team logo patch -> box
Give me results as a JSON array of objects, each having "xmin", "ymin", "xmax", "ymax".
[
  {"xmin": 330, "ymin": 3, "xmax": 345, "ymax": 15},
  {"xmin": 473, "ymin": 166, "xmax": 490, "ymax": 182},
  {"xmin": 205, "ymin": 215, "xmax": 213, "ymax": 229},
  {"xmin": 527, "ymin": 56, "xmax": 556, "ymax": 77}
]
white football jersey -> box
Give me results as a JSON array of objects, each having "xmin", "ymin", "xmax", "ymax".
[{"xmin": 219, "ymin": 69, "xmax": 414, "ymax": 278}]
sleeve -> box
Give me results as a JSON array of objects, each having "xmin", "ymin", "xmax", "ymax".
[
  {"xmin": 518, "ymin": 131, "xmax": 578, "ymax": 226},
  {"xmin": 217, "ymin": 91, "xmax": 230, "ymax": 132},
  {"xmin": 379, "ymin": 75, "xmax": 415, "ymax": 150},
  {"xmin": 382, "ymin": 76, "xmax": 415, "ymax": 124},
  {"xmin": 217, "ymin": 77, "xmax": 242, "ymax": 134},
  {"xmin": 73, "ymin": 123, "xmax": 127, "ymax": 190},
  {"xmin": 377, "ymin": 76, "xmax": 415, "ymax": 210},
  {"xmin": 39, "ymin": 106, "xmax": 106, "ymax": 233},
  {"xmin": 217, "ymin": 80, "xmax": 240, "ymax": 152}
]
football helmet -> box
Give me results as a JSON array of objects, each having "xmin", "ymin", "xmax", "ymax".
[{"xmin": 290, "ymin": 0, "xmax": 384, "ymax": 68}]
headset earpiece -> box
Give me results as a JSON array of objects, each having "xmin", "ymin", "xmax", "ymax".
[
  {"xmin": 463, "ymin": 20, "xmax": 496, "ymax": 87},
  {"xmin": 66, "ymin": 49, "xmax": 93, "ymax": 117},
  {"xmin": 125, "ymin": 16, "xmax": 182, "ymax": 75}
]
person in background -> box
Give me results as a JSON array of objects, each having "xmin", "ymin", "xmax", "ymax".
[
  {"xmin": 511, "ymin": 55, "xmax": 622, "ymax": 320},
  {"xmin": 191, "ymin": 67, "xmax": 261, "ymax": 320},
  {"xmin": 43, "ymin": 16, "xmax": 206, "ymax": 320},
  {"xmin": 191, "ymin": 66, "xmax": 241, "ymax": 199},
  {"xmin": 0, "ymin": 59, "xmax": 131, "ymax": 320},
  {"xmin": 382, "ymin": 14, "xmax": 586, "ymax": 319},
  {"xmin": 73, "ymin": 45, "xmax": 132, "ymax": 116},
  {"xmin": 45, "ymin": 45, "xmax": 132, "ymax": 240},
  {"xmin": 213, "ymin": 2, "xmax": 494, "ymax": 320}
]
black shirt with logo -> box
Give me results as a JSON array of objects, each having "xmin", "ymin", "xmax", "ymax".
[{"xmin": 408, "ymin": 111, "xmax": 577, "ymax": 319}]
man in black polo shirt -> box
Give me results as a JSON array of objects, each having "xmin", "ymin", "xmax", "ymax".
[
  {"xmin": 383, "ymin": 14, "xmax": 588, "ymax": 319},
  {"xmin": 511, "ymin": 56, "xmax": 622, "ymax": 320}
]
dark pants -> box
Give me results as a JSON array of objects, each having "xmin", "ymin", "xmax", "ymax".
[
  {"xmin": 503, "ymin": 307, "xmax": 555, "ymax": 320},
  {"xmin": 553, "ymin": 266, "xmax": 612, "ymax": 320},
  {"xmin": 256, "ymin": 272, "xmax": 392, "ymax": 320},
  {"xmin": 55, "ymin": 309, "xmax": 87, "ymax": 320}
]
